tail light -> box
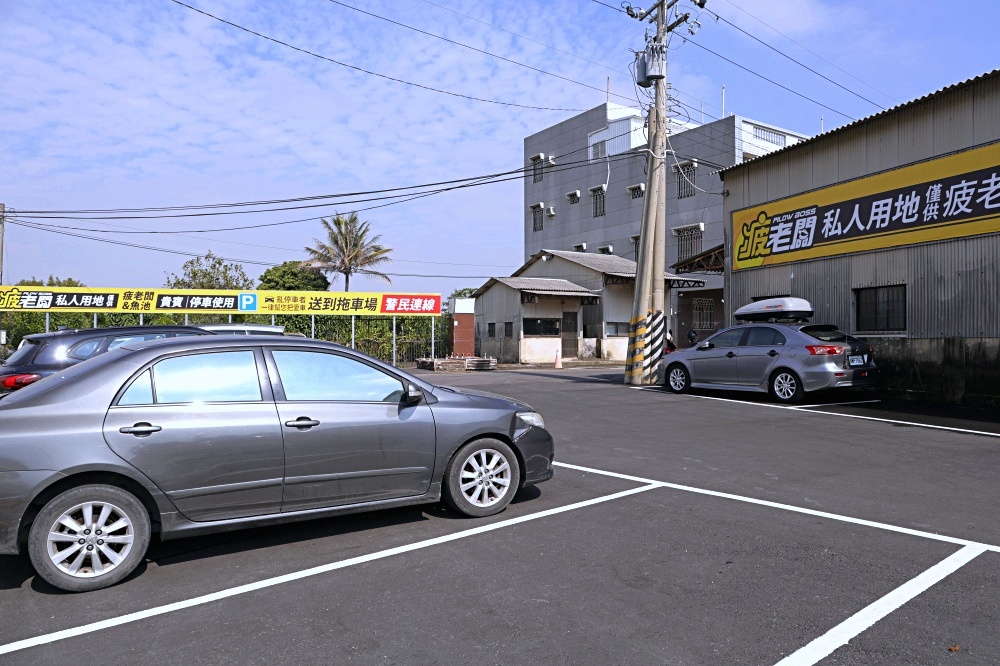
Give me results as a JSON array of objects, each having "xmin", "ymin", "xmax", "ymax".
[
  {"xmin": 805, "ymin": 345, "xmax": 845, "ymax": 356},
  {"xmin": 0, "ymin": 373, "xmax": 42, "ymax": 390}
]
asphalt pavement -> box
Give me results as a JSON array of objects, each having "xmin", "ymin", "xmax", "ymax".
[{"xmin": 1, "ymin": 368, "xmax": 998, "ymax": 665}]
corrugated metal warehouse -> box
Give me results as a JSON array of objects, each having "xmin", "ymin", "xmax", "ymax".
[{"xmin": 721, "ymin": 70, "xmax": 1000, "ymax": 405}]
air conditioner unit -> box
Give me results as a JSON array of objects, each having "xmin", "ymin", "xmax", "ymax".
[
  {"xmin": 545, "ymin": 207, "xmax": 556, "ymax": 217},
  {"xmin": 547, "ymin": 155, "xmax": 556, "ymax": 165}
]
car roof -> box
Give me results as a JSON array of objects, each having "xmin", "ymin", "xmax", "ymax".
[
  {"xmin": 118, "ymin": 334, "xmax": 343, "ymax": 353},
  {"xmin": 23, "ymin": 325, "xmax": 213, "ymax": 341}
]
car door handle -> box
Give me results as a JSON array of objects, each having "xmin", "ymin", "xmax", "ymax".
[
  {"xmin": 767, "ymin": 350, "xmax": 779, "ymax": 357},
  {"xmin": 119, "ymin": 423, "xmax": 161, "ymax": 436},
  {"xmin": 726, "ymin": 351, "xmax": 735, "ymax": 358},
  {"xmin": 285, "ymin": 418, "xmax": 320, "ymax": 429}
]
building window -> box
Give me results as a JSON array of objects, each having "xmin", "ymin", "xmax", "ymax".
[
  {"xmin": 605, "ymin": 322, "xmax": 630, "ymax": 337},
  {"xmin": 568, "ymin": 191, "xmax": 580, "ymax": 204},
  {"xmin": 629, "ymin": 184, "xmax": 644, "ymax": 199},
  {"xmin": 693, "ymin": 298, "xmax": 715, "ymax": 330},
  {"xmin": 631, "ymin": 234, "xmax": 640, "ymax": 259},
  {"xmin": 531, "ymin": 157, "xmax": 543, "ymax": 183},
  {"xmin": 531, "ymin": 205, "xmax": 543, "ymax": 232},
  {"xmin": 592, "ymin": 189, "xmax": 605, "ymax": 217},
  {"xmin": 676, "ymin": 164, "xmax": 696, "ymax": 198},
  {"xmin": 504, "ymin": 322, "xmax": 513, "ymax": 338},
  {"xmin": 597, "ymin": 245, "xmax": 613, "ymax": 255},
  {"xmin": 487, "ymin": 323, "xmax": 496, "ymax": 338},
  {"xmin": 573, "ymin": 243, "xmax": 587, "ymax": 252},
  {"xmin": 752, "ymin": 126, "xmax": 786, "ymax": 147},
  {"xmin": 855, "ymin": 285, "xmax": 906, "ymax": 332},
  {"xmin": 591, "ymin": 140, "xmax": 606, "ymax": 161},
  {"xmin": 676, "ymin": 226, "xmax": 703, "ymax": 261},
  {"xmin": 523, "ymin": 318, "xmax": 560, "ymax": 336}
]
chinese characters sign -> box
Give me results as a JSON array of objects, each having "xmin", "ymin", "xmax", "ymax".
[
  {"xmin": 0, "ymin": 287, "xmax": 441, "ymax": 316},
  {"xmin": 732, "ymin": 142, "xmax": 1000, "ymax": 270}
]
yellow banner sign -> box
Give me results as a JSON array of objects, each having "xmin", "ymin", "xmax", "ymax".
[
  {"xmin": 0, "ymin": 287, "xmax": 442, "ymax": 316},
  {"xmin": 732, "ymin": 142, "xmax": 1000, "ymax": 270}
]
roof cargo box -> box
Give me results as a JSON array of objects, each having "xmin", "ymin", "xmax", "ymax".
[{"xmin": 733, "ymin": 297, "xmax": 813, "ymax": 322}]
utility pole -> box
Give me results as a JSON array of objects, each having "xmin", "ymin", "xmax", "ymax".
[
  {"xmin": 625, "ymin": 0, "xmax": 704, "ymax": 385},
  {"xmin": 0, "ymin": 203, "xmax": 5, "ymax": 285}
]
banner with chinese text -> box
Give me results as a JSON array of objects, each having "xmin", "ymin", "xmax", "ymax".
[
  {"xmin": 0, "ymin": 287, "xmax": 442, "ymax": 316},
  {"xmin": 732, "ymin": 142, "xmax": 1000, "ymax": 270}
]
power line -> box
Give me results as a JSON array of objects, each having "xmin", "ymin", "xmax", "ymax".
[
  {"xmin": 324, "ymin": 0, "xmax": 638, "ymax": 105},
  {"xmin": 167, "ymin": 0, "xmax": 581, "ymax": 113},
  {"xmin": 706, "ymin": 8, "xmax": 884, "ymax": 110}
]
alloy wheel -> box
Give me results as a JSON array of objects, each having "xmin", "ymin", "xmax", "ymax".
[
  {"xmin": 773, "ymin": 373, "xmax": 798, "ymax": 401},
  {"xmin": 459, "ymin": 449, "xmax": 512, "ymax": 508},
  {"xmin": 45, "ymin": 501, "xmax": 136, "ymax": 579}
]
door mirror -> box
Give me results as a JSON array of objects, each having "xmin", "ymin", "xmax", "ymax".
[
  {"xmin": 697, "ymin": 341, "xmax": 713, "ymax": 350},
  {"xmin": 404, "ymin": 383, "xmax": 423, "ymax": 404}
]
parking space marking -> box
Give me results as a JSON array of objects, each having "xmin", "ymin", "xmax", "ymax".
[
  {"xmin": 775, "ymin": 544, "xmax": 990, "ymax": 666},
  {"xmin": 796, "ymin": 399, "xmax": 882, "ymax": 409},
  {"xmin": 554, "ymin": 462, "xmax": 1000, "ymax": 552},
  {"xmin": 0, "ymin": 484, "xmax": 660, "ymax": 657},
  {"xmin": 628, "ymin": 387, "xmax": 1000, "ymax": 439}
]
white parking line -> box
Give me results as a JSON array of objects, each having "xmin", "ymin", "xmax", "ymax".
[
  {"xmin": 796, "ymin": 399, "xmax": 882, "ymax": 409},
  {"xmin": 0, "ymin": 484, "xmax": 660, "ymax": 657},
  {"xmin": 629, "ymin": 388, "xmax": 1000, "ymax": 439},
  {"xmin": 774, "ymin": 544, "xmax": 989, "ymax": 666},
  {"xmin": 553, "ymin": 461, "xmax": 1000, "ymax": 552}
]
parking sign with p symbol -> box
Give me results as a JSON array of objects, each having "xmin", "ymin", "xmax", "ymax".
[{"xmin": 238, "ymin": 293, "xmax": 258, "ymax": 311}]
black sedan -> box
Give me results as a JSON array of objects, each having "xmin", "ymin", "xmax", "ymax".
[{"xmin": 0, "ymin": 336, "xmax": 554, "ymax": 592}]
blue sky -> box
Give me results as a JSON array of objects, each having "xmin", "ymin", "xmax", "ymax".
[{"xmin": 1, "ymin": 0, "xmax": 998, "ymax": 296}]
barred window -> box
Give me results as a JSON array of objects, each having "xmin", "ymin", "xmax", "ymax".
[
  {"xmin": 592, "ymin": 189, "xmax": 605, "ymax": 217},
  {"xmin": 855, "ymin": 285, "xmax": 906, "ymax": 331},
  {"xmin": 676, "ymin": 164, "xmax": 696, "ymax": 198},
  {"xmin": 676, "ymin": 227, "xmax": 703, "ymax": 261},
  {"xmin": 568, "ymin": 192, "xmax": 580, "ymax": 204},
  {"xmin": 693, "ymin": 298, "xmax": 715, "ymax": 330},
  {"xmin": 629, "ymin": 184, "xmax": 644, "ymax": 199},
  {"xmin": 531, "ymin": 205, "xmax": 543, "ymax": 232},
  {"xmin": 531, "ymin": 157, "xmax": 543, "ymax": 183},
  {"xmin": 487, "ymin": 323, "xmax": 496, "ymax": 338}
]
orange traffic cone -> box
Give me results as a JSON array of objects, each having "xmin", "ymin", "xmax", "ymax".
[{"xmin": 554, "ymin": 349, "xmax": 563, "ymax": 369}]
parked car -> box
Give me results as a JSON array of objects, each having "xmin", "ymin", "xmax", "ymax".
[
  {"xmin": 662, "ymin": 298, "xmax": 878, "ymax": 403},
  {"xmin": 197, "ymin": 323, "xmax": 287, "ymax": 336},
  {"xmin": 0, "ymin": 326, "xmax": 212, "ymax": 394},
  {"xmin": 0, "ymin": 336, "xmax": 554, "ymax": 592}
]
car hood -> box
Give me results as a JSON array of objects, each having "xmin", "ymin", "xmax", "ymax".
[{"xmin": 433, "ymin": 385, "xmax": 534, "ymax": 412}]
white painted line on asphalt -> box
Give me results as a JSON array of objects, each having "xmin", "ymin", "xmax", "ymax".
[
  {"xmin": 796, "ymin": 399, "xmax": 882, "ymax": 409},
  {"xmin": 553, "ymin": 461, "xmax": 1000, "ymax": 552},
  {"xmin": 774, "ymin": 544, "xmax": 989, "ymax": 666},
  {"xmin": 0, "ymin": 484, "xmax": 660, "ymax": 657},
  {"xmin": 629, "ymin": 388, "xmax": 1000, "ymax": 439}
]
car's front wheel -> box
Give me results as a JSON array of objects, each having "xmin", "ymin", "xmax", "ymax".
[
  {"xmin": 666, "ymin": 363, "xmax": 691, "ymax": 394},
  {"xmin": 443, "ymin": 439, "xmax": 521, "ymax": 518},
  {"xmin": 769, "ymin": 369, "xmax": 804, "ymax": 404},
  {"xmin": 28, "ymin": 484, "xmax": 151, "ymax": 592}
]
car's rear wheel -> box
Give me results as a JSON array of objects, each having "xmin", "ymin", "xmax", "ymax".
[
  {"xmin": 443, "ymin": 439, "xmax": 520, "ymax": 518},
  {"xmin": 28, "ymin": 484, "xmax": 150, "ymax": 592},
  {"xmin": 666, "ymin": 364, "xmax": 691, "ymax": 393},
  {"xmin": 769, "ymin": 369, "xmax": 804, "ymax": 404}
]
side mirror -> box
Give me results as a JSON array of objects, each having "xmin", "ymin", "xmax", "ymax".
[
  {"xmin": 697, "ymin": 341, "xmax": 713, "ymax": 350},
  {"xmin": 404, "ymin": 383, "xmax": 423, "ymax": 404}
]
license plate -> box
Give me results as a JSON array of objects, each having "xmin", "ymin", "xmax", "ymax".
[{"xmin": 849, "ymin": 355, "xmax": 865, "ymax": 367}]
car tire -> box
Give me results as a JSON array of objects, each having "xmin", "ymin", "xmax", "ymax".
[
  {"xmin": 443, "ymin": 439, "xmax": 521, "ymax": 518},
  {"xmin": 666, "ymin": 363, "xmax": 691, "ymax": 394},
  {"xmin": 28, "ymin": 484, "xmax": 151, "ymax": 593},
  {"xmin": 769, "ymin": 369, "xmax": 804, "ymax": 404}
]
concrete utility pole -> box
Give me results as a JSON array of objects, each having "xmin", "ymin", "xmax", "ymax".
[
  {"xmin": 0, "ymin": 203, "xmax": 5, "ymax": 285},
  {"xmin": 625, "ymin": 0, "xmax": 703, "ymax": 385}
]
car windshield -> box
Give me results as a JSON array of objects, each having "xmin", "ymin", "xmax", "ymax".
[
  {"xmin": 3, "ymin": 339, "xmax": 40, "ymax": 365},
  {"xmin": 800, "ymin": 325, "xmax": 849, "ymax": 342}
]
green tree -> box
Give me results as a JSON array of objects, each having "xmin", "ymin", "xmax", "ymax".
[
  {"xmin": 165, "ymin": 251, "xmax": 254, "ymax": 290},
  {"xmin": 304, "ymin": 213, "xmax": 392, "ymax": 292},
  {"xmin": 258, "ymin": 261, "xmax": 330, "ymax": 292}
]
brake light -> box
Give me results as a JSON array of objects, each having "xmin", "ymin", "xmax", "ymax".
[
  {"xmin": 0, "ymin": 373, "xmax": 42, "ymax": 390},
  {"xmin": 805, "ymin": 345, "xmax": 845, "ymax": 355}
]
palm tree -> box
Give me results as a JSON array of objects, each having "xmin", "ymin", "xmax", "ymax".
[{"xmin": 303, "ymin": 213, "xmax": 392, "ymax": 291}]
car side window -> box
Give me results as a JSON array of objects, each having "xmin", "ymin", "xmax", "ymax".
[
  {"xmin": 153, "ymin": 351, "xmax": 262, "ymax": 403},
  {"xmin": 108, "ymin": 333, "xmax": 169, "ymax": 350},
  {"xmin": 272, "ymin": 350, "xmax": 404, "ymax": 402},
  {"xmin": 119, "ymin": 370, "xmax": 154, "ymax": 406},
  {"xmin": 745, "ymin": 327, "xmax": 786, "ymax": 347},
  {"xmin": 708, "ymin": 328, "xmax": 745, "ymax": 348},
  {"xmin": 68, "ymin": 336, "xmax": 106, "ymax": 360}
]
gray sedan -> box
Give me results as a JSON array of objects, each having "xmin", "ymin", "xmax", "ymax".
[
  {"xmin": 0, "ymin": 336, "xmax": 554, "ymax": 592},
  {"xmin": 662, "ymin": 323, "xmax": 878, "ymax": 403}
]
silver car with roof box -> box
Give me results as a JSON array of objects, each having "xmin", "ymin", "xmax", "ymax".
[{"xmin": 662, "ymin": 298, "xmax": 878, "ymax": 403}]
